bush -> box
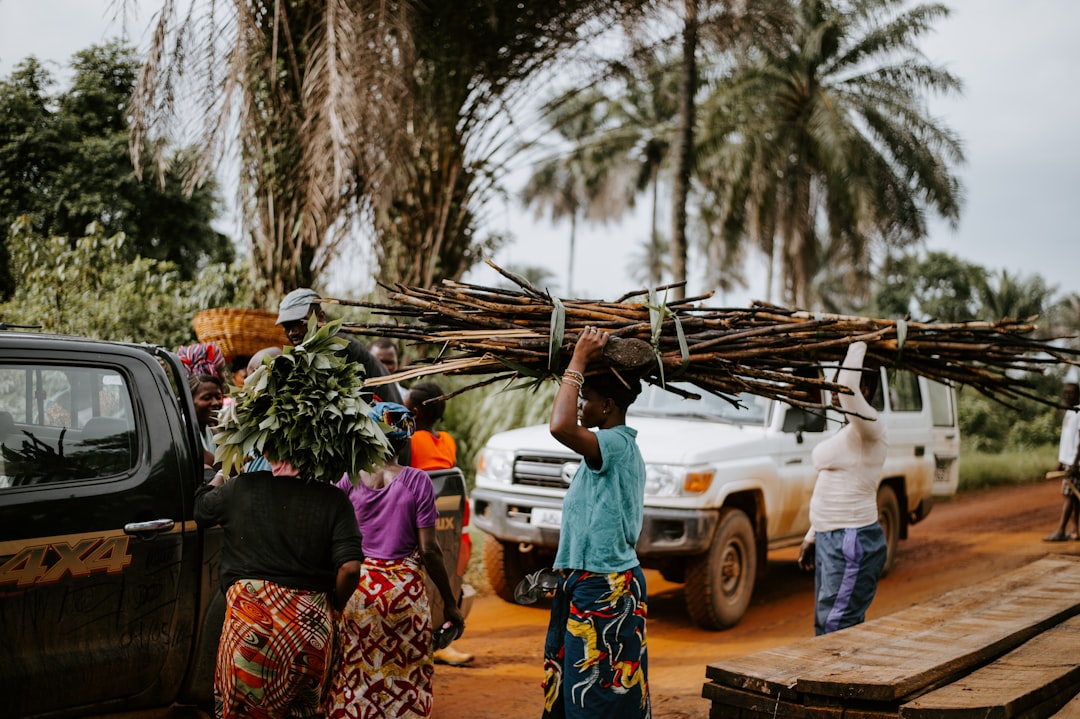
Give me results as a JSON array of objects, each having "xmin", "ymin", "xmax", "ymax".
[
  {"xmin": 441, "ymin": 377, "xmax": 557, "ymax": 490},
  {"xmin": 958, "ymin": 444, "xmax": 1057, "ymax": 492},
  {"xmin": 0, "ymin": 220, "xmax": 253, "ymax": 349}
]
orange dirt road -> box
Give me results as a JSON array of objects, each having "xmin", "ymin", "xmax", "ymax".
[{"xmin": 431, "ymin": 478, "xmax": 1080, "ymax": 718}]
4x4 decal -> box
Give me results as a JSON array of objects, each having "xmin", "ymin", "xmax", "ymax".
[{"xmin": 0, "ymin": 535, "xmax": 132, "ymax": 587}]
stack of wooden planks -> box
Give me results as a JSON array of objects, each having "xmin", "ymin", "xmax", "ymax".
[{"xmin": 702, "ymin": 554, "xmax": 1080, "ymax": 719}]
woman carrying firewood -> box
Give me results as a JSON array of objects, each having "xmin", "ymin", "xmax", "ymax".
[
  {"xmin": 797, "ymin": 340, "xmax": 889, "ymax": 635},
  {"xmin": 543, "ymin": 326, "xmax": 651, "ymax": 719}
]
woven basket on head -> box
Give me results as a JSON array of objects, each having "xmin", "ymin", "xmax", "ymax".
[{"xmin": 192, "ymin": 308, "xmax": 289, "ymax": 364}]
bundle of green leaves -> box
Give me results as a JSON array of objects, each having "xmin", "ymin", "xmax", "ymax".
[{"xmin": 214, "ymin": 318, "xmax": 392, "ymax": 483}]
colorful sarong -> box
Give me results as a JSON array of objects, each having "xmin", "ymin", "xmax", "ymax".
[
  {"xmin": 215, "ymin": 579, "xmax": 336, "ymax": 719},
  {"xmin": 542, "ymin": 567, "xmax": 650, "ymax": 719},
  {"xmin": 327, "ymin": 553, "xmax": 433, "ymax": 719}
]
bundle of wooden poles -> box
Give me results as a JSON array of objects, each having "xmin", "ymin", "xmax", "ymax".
[{"xmin": 325, "ymin": 262, "xmax": 1080, "ymax": 410}]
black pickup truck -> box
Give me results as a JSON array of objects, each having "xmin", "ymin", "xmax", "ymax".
[{"xmin": 0, "ymin": 331, "xmax": 469, "ymax": 718}]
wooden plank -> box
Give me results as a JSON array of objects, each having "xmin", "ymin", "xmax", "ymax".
[
  {"xmin": 1013, "ymin": 686, "xmax": 1080, "ymax": 719},
  {"xmin": 702, "ymin": 680, "xmax": 844, "ymax": 719},
  {"xmin": 899, "ymin": 616, "xmax": 1080, "ymax": 718},
  {"xmin": 705, "ymin": 555, "xmax": 1080, "ymax": 704},
  {"xmin": 1046, "ymin": 692, "xmax": 1080, "ymax": 719}
]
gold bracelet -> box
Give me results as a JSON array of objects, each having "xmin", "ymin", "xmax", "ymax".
[
  {"xmin": 560, "ymin": 376, "xmax": 583, "ymax": 391},
  {"xmin": 563, "ymin": 369, "xmax": 584, "ymax": 384}
]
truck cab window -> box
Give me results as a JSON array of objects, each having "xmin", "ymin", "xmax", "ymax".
[
  {"xmin": 0, "ymin": 365, "xmax": 136, "ymax": 487},
  {"xmin": 885, "ymin": 368, "xmax": 923, "ymax": 412}
]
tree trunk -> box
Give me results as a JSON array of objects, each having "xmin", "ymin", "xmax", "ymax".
[
  {"xmin": 650, "ymin": 162, "xmax": 661, "ymax": 287},
  {"xmin": 568, "ymin": 212, "xmax": 577, "ymax": 296},
  {"xmin": 669, "ymin": 0, "xmax": 698, "ymax": 302}
]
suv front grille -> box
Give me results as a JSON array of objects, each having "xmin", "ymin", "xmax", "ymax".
[{"xmin": 512, "ymin": 453, "xmax": 579, "ymax": 489}]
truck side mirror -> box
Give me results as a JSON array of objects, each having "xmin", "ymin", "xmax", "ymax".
[
  {"xmin": 782, "ymin": 408, "xmax": 805, "ymax": 443},
  {"xmin": 782, "ymin": 407, "xmax": 826, "ymax": 440}
]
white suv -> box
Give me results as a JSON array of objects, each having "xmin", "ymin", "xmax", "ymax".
[{"xmin": 472, "ymin": 368, "xmax": 959, "ymax": 630}]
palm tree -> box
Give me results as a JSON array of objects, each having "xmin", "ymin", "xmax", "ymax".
[
  {"xmin": 520, "ymin": 89, "xmax": 632, "ymax": 296},
  {"xmin": 976, "ymin": 269, "xmax": 1054, "ymax": 322},
  {"xmin": 367, "ymin": 1, "xmax": 653, "ymax": 291},
  {"xmin": 131, "ymin": 1, "xmax": 413, "ymax": 301},
  {"xmin": 524, "ymin": 48, "xmax": 681, "ymax": 291},
  {"xmin": 698, "ymin": 0, "xmax": 964, "ymax": 309},
  {"xmin": 128, "ymin": 1, "xmax": 652, "ymax": 301},
  {"xmin": 1047, "ymin": 292, "xmax": 1080, "ymax": 350}
]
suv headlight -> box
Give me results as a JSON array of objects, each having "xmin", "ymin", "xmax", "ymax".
[
  {"xmin": 644, "ymin": 464, "xmax": 714, "ymax": 497},
  {"xmin": 476, "ymin": 448, "xmax": 514, "ymax": 485}
]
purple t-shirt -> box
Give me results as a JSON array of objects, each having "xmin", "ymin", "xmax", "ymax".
[{"xmin": 336, "ymin": 467, "xmax": 438, "ymax": 560}]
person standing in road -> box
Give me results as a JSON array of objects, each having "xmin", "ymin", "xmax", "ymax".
[
  {"xmin": 543, "ymin": 326, "xmax": 651, "ymax": 719},
  {"xmin": 327, "ymin": 402, "xmax": 465, "ymax": 719},
  {"xmin": 276, "ymin": 288, "xmax": 403, "ymax": 405},
  {"xmin": 797, "ymin": 340, "xmax": 888, "ymax": 635},
  {"xmin": 195, "ymin": 458, "xmax": 365, "ymax": 717},
  {"xmin": 1043, "ymin": 381, "xmax": 1080, "ymax": 542},
  {"xmin": 404, "ymin": 380, "xmax": 473, "ymax": 668}
]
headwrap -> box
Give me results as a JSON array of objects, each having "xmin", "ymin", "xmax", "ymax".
[
  {"xmin": 367, "ymin": 401, "xmax": 415, "ymax": 442},
  {"xmin": 177, "ymin": 342, "xmax": 227, "ymax": 379}
]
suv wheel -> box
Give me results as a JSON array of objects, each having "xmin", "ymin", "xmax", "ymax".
[
  {"xmin": 483, "ymin": 534, "xmax": 546, "ymax": 603},
  {"xmin": 684, "ymin": 508, "xmax": 757, "ymax": 630}
]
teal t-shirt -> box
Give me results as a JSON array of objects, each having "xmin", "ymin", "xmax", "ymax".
[{"xmin": 553, "ymin": 424, "xmax": 646, "ymax": 574}]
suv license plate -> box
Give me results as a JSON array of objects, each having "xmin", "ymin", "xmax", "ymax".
[{"xmin": 531, "ymin": 508, "xmax": 563, "ymax": 528}]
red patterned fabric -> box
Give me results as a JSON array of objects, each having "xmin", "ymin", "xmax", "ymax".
[
  {"xmin": 215, "ymin": 579, "xmax": 337, "ymax": 719},
  {"xmin": 327, "ymin": 553, "xmax": 433, "ymax": 718},
  {"xmin": 177, "ymin": 341, "xmax": 227, "ymax": 379}
]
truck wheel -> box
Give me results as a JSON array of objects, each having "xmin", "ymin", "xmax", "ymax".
[
  {"xmin": 877, "ymin": 484, "xmax": 900, "ymax": 576},
  {"xmin": 483, "ymin": 534, "xmax": 541, "ymax": 603},
  {"xmin": 684, "ymin": 508, "xmax": 757, "ymax": 630}
]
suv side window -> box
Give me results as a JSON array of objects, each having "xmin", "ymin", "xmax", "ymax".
[
  {"xmin": 0, "ymin": 364, "xmax": 136, "ymax": 487},
  {"xmin": 885, "ymin": 368, "xmax": 923, "ymax": 412},
  {"xmin": 926, "ymin": 380, "xmax": 955, "ymax": 427}
]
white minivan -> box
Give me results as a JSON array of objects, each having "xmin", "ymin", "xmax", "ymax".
[{"xmin": 472, "ymin": 367, "xmax": 959, "ymax": 630}]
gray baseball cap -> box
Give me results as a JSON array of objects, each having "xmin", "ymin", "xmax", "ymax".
[{"xmin": 276, "ymin": 288, "xmax": 321, "ymax": 324}]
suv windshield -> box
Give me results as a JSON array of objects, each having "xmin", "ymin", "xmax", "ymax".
[{"xmin": 629, "ymin": 383, "xmax": 770, "ymax": 426}]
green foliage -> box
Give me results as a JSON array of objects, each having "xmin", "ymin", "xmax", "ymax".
[
  {"xmin": 215, "ymin": 319, "xmax": 391, "ymax": 483},
  {"xmin": 958, "ymin": 445, "xmax": 1057, "ymax": 493},
  {"xmin": 437, "ymin": 377, "xmax": 559, "ymax": 488},
  {"xmin": 956, "ymin": 371, "xmax": 1065, "ymax": 453},
  {"xmin": 0, "ymin": 41, "xmax": 234, "ymax": 299},
  {"xmin": 700, "ymin": 0, "xmax": 964, "ymax": 309},
  {"xmin": 0, "ymin": 219, "xmax": 252, "ymax": 348},
  {"xmin": 870, "ymin": 252, "xmax": 986, "ymax": 321}
]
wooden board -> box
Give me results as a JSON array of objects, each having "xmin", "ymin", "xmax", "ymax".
[
  {"xmin": 1047, "ymin": 692, "xmax": 1080, "ymax": 719},
  {"xmin": 899, "ymin": 616, "xmax": 1080, "ymax": 718},
  {"xmin": 703, "ymin": 680, "xmax": 845, "ymax": 719},
  {"xmin": 705, "ymin": 555, "xmax": 1080, "ymax": 704}
]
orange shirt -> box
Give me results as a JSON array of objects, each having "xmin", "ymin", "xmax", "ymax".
[{"xmin": 410, "ymin": 429, "xmax": 458, "ymax": 470}]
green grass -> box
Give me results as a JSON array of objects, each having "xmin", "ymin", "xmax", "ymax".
[{"xmin": 957, "ymin": 444, "xmax": 1058, "ymax": 493}]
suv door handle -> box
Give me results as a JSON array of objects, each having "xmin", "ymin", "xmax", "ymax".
[
  {"xmin": 785, "ymin": 458, "xmax": 803, "ymax": 465},
  {"xmin": 124, "ymin": 518, "xmax": 176, "ymax": 539}
]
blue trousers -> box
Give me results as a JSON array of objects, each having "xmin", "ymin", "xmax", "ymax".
[{"xmin": 813, "ymin": 523, "xmax": 887, "ymax": 635}]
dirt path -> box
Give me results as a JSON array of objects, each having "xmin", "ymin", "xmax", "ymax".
[{"xmin": 431, "ymin": 478, "xmax": 1080, "ymax": 718}]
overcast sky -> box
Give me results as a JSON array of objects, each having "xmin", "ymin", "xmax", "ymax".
[{"xmin": 2, "ymin": 0, "xmax": 1077, "ymax": 304}]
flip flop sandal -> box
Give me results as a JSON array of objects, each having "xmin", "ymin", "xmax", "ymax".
[
  {"xmin": 1043, "ymin": 531, "xmax": 1070, "ymax": 542},
  {"xmin": 513, "ymin": 567, "xmax": 561, "ymax": 605}
]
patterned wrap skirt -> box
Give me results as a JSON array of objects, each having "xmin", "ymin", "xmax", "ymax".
[
  {"xmin": 326, "ymin": 553, "xmax": 433, "ymax": 719},
  {"xmin": 813, "ymin": 523, "xmax": 888, "ymax": 635},
  {"xmin": 542, "ymin": 567, "xmax": 651, "ymax": 719},
  {"xmin": 215, "ymin": 579, "xmax": 337, "ymax": 719}
]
